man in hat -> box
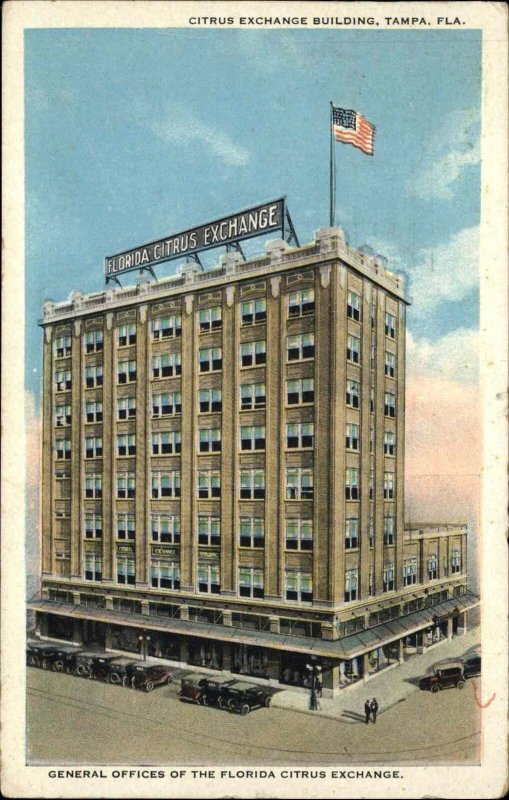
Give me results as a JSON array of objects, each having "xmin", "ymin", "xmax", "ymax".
[{"xmin": 370, "ymin": 697, "xmax": 379, "ymax": 723}]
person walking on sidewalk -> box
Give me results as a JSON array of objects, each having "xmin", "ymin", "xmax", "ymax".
[
  {"xmin": 370, "ymin": 697, "xmax": 379, "ymax": 723},
  {"xmin": 364, "ymin": 699, "xmax": 371, "ymax": 724}
]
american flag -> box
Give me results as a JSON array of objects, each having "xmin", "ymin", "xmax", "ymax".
[{"xmin": 332, "ymin": 107, "xmax": 375, "ymax": 156}]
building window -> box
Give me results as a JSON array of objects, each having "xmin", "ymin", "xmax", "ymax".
[
  {"xmin": 56, "ymin": 369, "xmax": 72, "ymax": 391},
  {"xmin": 241, "ymin": 340, "xmax": 266, "ymax": 367},
  {"xmin": 384, "ymin": 392, "xmax": 396, "ymax": 418},
  {"xmin": 239, "ymin": 567, "xmax": 264, "ymax": 598},
  {"xmin": 383, "ymin": 561, "xmax": 394, "ymax": 592},
  {"xmin": 241, "ymin": 298, "xmax": 266, "ymax": 325},
  {"xmin": 403, "ymin": 557, "xmax": 417, "ymax": 586},
  {"xmin": 346, "ymin": 423, "xmax": 359, "ymax": 451},
  {"xmin": 118, "ymin": 360, "xmax": 136, "ymax": 384},
  {"xmin": 198, "ymin": 428, "xmax": 221, "ymax": 453},
  {"xmin": 240, "ymin": 383, "xmax": 265, "ymax": 410},
  {"xmin": 345, "ymin": 468, "xmax": 360, "ymax": 500},
  {"xmin": 369, "ymin": 517, "xmax": 374, "ymax": 548},
  {"xmin": 85, "ymin": 512, "xmax": 102, "ymax": 539},
  {"xmin": 369, "ymin": 467, "xmax": 374, "ymax": 500},
  {"xmin": 152, "ymin": 315, "xmax": 182, "ymax": 339},
  {"xmin": 198, "ymin": 562, "xmax": 220, "ymax": 594},
  {"xmin": 85, "ymin": 473, "xmax": 102, "ymax": 498},
  {"xmin": 117, "ymin": 472, "xmax": 135, "ymax": 499},
  {"xmin": 84, "ymin": 553, "xmax": 102, "ymax": 582},
  {"xmin": 288, "ymin": 288, "xmax": 315, "ymax": 318},
  {"xmin": 85, "ymin": 331, "xmax": 103, "ymax": 353},
  {"xmin": 384, "ymin": 516, "xmax": 395, "ymax": 545},
  {"xmin": 285, "ymin": 571, "xmax": 313, "ymax": 602},
  {"xmin": 240, "ymin": 469, "xmax": 265, "ymax": 500},
  {"xmin": 152, "ymin": 515, "xmax": 180, "ymax": 544},
  {"xmin": 347, "ymin": 334, "xmax": 360, "ymax": 364},
  {"xmin": 345, "ymin": 518, "xmax": 359, "ymax": 549},
  {"xmin": 118, "ymin": 324, "xmax": 136, "ymax": 347},
  {"xmin": 199, "ymin": 347, "xmax": 222, "ymax": 372},
  {"xmin": 285, "ymin": 518, "xmax": 313, "ymax": 550},
  {"xmin": 428, "ymin": 554, "xmax": 438, "ymax": 580},
  {"xmin": 85, "ymin": 436, "xmax": 102, "ymax": 459},
  {"xmin": 344, "ymin": 569, "xmax": 358, "ymax": 602},
  {"xmin": 287, "ymin": 333, "xmax": 314, "ymax": 361},
  {"xmin": 384, "ymin": 431, "xmax": 396, "ymax": 456},
  {"xmin": 346, "ymin": 379, "xmax": 360, "ymax": 409},
  {"xmin": 116, "ymin": 556, "xmax": 135, "ymax": 585},
  {"xmin": 385, "ymin": 352, "xmax": 395, "ymax": 377},
  {"xmin": 152, "ymin": 431, "xmax": 181, "ymax": 455},
  {"xmin": 117, "ymin": 396, "xmax": 136, "ymax": 420},
  {"xmin": 56, "ymin": 403, "xmax": 72, "ymax": 426},
  {"xmin": 151, "ymin": 560, "xmax": 180, "ymax": 589},
  {"xmin": 83, "ymin": 401, "xmax": 102, "ymax": 423},
  {"xmin": 152, "ymin": 471, "xmax": 181, "ymax": 499},
  {"xmin": 286, "ymin": 422, "xmax": 314, "ymax": 449},
  {"xmin": 199, "ymin": 306, "xmax": 222, "ymax": 333},
  {"xmin": 451, "ymin": 550, "xmax": 461, "ymax": 574},
  {"xmin": 347, "ymin": 290, "xmax": 361, "ymax": 321},
  {"xmin": 286, "ymin": 467, "xmax": 313, "ymax": 500},
  {"xmin": 153, "ymin": 391, "xmax": 181, "ymax": 417},
  {"xmin": 370, "ymin": 387, "xmax": 375, "ymax": 413},
  {"xmin": 198, "ymin": 471, "xmax": 221, "ymax": 499},
  {"xmin": 287, "ymin": 378, "xmax": 314, "ymax": 405},
  {"xmin": 85, "ymin": 365, "xmax": 103, "ymax": 388},
  {"xmin": 385, "ymin": 312, "xmax": 396, "ymax": 339},
  {"xmin": 384, "ymin": 472, "xmax": 395, "ymax": 500},
  {"xmin": 239, "ymin": 517, "xmax": 264, "ymax": 548},
  {"xmin": 198, "ymin": 516, "xmax": 220, "ymax": 546},
  {"xmin": 199, "ymin": 388, "xmax": 222, "ymax": 413},
  {"xmin": 241, "ymin": 425, "xmax": 266, "ymax": 451},
  {"xmin": 116, "ymin": 514, "xmax": 135, "ymax": 540},
  {"xmin": 117, "ymin": 434, "xmax": 136, "ymax": 457},
  {"xmin": 152, "ymin": 353, "xmax": 181, "ymax": 378},
  {"xmin": 55, "ymin": 336, "xmax": 71, "ymax": 358}
]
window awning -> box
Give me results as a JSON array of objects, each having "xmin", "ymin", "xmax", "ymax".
[{"xmin": 28, "ymin": 591, "xmax": 479, "ymax": 661}]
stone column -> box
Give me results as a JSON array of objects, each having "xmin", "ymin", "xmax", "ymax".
[
  {"xmin": 398, "ymin": 638, "xmax": 405, "ymax": 664},
  {"xmin": 135, "ymin": 305, "xmax": 149, "ymax": 586},
  {"xmin": 373, "ymin": 290, "xmax": 386, "ymax": 594},
  {"xmin": 102, "ymin": 312, "xmax": 114, "ymax": 581},
  {"xmin": 447, "ymin": 616, "xmax": 454, "ymax": 640},
  {"xmin": 266, "ymin": 650, "xmax": 281, "ymax": 683},
  {"xmin": 220, "ymin": 287, "xmax": 236, "ymax": 595},
  {"xmin": 330, "ymin": 266, "xmax": 347, "ymax": 604},
  {"xmin": 180, "ymin": 295, "xmax": 195, "ymax": 592},
  {"xmin": 394, "ymin": 302, "xmax": 406, "ymax": 590},
  {"xmin": 265, "ymin": 277, "xmax": 282, "ymax": 600},
  {"xmin": 73, "ymin": 619, "xmax": 84, "ymax": 645},
  {"xmin": 70, "ymin": 319, "xmax": 83, "ymax": 578},
  {"xmin": 362, "ymin": 652, "xmax": 370, "ymax": 681},
  {"xmin": 359, "ymin": 282, "xmax": 372, "ymax": 597},
  {"xmin": 41, "ymin": 326, "xmax": 54, "ymax": 576},
  {"xmin": 321, "ymin": 664, "xmax": 340, "ymax": 698},
  {"xmin": 180, "ymin": 638, "xmax": 189, "ymax": 666}
]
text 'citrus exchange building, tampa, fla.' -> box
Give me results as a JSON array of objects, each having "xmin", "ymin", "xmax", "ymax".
[{"xmin": 29, "ymin": 220, "xmax": 479, "ymax": 696}]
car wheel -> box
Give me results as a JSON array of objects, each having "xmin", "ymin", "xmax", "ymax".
[
  {"xmin": 457, "ymin": 681, "xmax": 465, "ymax": 689},
  {"xmin": 145, "ymin": 681, "xmax": 155, "ymax": 692},
  {"xmin": 264, "ymin": 697, "xmax": 271, "ymax": 708},
  {"xmin": 53, "ymin": 660, "xmax": 65, "ymax": 672},
  {"xmin": 218, "ymin": 697, "xmax": 226, "ymax": 709},
  {"xmin": 431, "ymin": 684, "xmax": 440, "ymax": 693},
  {"xmin": 110, "ymin": 673, "xmax": 120, "ymax": 684},
  {"xmin": 240, "ymin": 704, "xmax": 250, "ymax": 716}
]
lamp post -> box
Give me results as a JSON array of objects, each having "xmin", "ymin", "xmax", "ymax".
[
  {"xmin": 305, "ymin": 656, "xmax": 322, "ymax": 711},
  {"xmin": 138, "ymin": 631, "xmax": 151, "ymax": 661}
]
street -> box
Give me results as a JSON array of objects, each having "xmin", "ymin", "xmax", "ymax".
[{"xmin": 27, "ymin": 666, "xmax": 480, "ymax": 766}]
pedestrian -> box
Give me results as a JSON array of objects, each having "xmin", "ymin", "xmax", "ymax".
[
  {"xmin": 364, "ymin": 699, "xmax": 371, "ymax": 724},
  {"xmin": 370, "ymin": 697, "xmax": 379, "ymax": 723}
]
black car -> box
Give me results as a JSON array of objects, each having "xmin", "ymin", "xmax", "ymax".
[
  {"xmin": 105, "ymin": 657, "xmax": 138, "ymax": 686},
  {"xmin": 419, "ymin": 661, "xmax": 466, "ymax": 692},
  {"xmin": 26, "ymin": 643, "xmax": 60, "ymax": 669},
  {"xmin": 220, "ymin": 681, "xmax": 272, "ymax": 714},
  {"xmin": 74, "ymin": 653, "xmax": 119, "ymax": 679},
  {"xmin": 198, "ymin": 678, "xmax": 236, "ymax": 707},
  {"xmin": 462, "ymin": 654, "xmax": 481, "ymax": 678}
]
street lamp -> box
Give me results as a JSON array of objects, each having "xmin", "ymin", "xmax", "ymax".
[
  {"xmin": 305, "ymin": 656, "xmax": 322, "ymax": 710},
  {"xmin": 138, "ymin": 631, "xmax": 151, "ymax": 661}
]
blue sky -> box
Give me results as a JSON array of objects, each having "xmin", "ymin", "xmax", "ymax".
[{"xmin": 25, "ymin": 28, "xmax": 481, "ymax": 401}]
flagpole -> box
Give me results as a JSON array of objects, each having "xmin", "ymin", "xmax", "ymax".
[{"xmin": 329, "ymin": 102, "xmax": 334, "ymax": 227}]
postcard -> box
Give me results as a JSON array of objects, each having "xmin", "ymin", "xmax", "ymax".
[{"xmin": 1, "ymin": 1, "xmax": 508, "ymax": 798}]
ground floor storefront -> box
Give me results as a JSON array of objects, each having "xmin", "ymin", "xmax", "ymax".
[{"xmin": 33, "ymin": 596, "xmax": 475, "ymax": 697}]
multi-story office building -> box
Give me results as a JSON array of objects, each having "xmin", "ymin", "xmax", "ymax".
[{"xmin": 30, "ymin": 225, "xmax": 478, "ymax": 695}]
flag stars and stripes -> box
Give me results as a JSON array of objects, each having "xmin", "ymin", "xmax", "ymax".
[{"xmin": 332, "ymin": 106, "xmax": 376, "ymax": 156}]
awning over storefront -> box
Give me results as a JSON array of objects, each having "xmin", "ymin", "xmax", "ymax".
[{"xmin": 28, "ymin": 591, "xmax": 479, "ymax": 661}]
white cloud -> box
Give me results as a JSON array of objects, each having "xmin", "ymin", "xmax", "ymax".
[
  {"xmin": 406, "ymin": 327, "xmax": 479, "ymax": 384},
  {"xmin": 407, "ymin": 107, "xmax": 480, "ymax": 200},
  {"xmin": 152, "ymin": 116, "xmax": 250, "ymax": 167}
]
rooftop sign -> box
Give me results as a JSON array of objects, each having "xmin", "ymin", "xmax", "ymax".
[{"xmin": 105, "ymin": 197, "xmax": 298, "ymax": 284}]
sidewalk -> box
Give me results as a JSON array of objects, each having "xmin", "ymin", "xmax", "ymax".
[{"xmin": 271, "ymin": 627, "xmax": 480, "ymax": 723}]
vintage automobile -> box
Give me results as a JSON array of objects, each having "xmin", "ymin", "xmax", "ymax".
[
  {"xmin": 26, "ymin": 643, "xmax": 61, "ymax": 669},
  {"xmin": 220, "ymin": 681, "xmax": 272, "ymax": 714},
  {"xmin": 128, "ymin": 662, "xmax": 174, "ymax": 692},
  {"xmin": 74, "ymin": 652, "xmax": 118, "ymax": 679},
  {"xmin": 46, "ymin": 645, "xmax": 83, "ymax": 673},
  {"xmin": 105, "ymin": 657, "xmax": 138, "ymax": 686},
  {"xmin": 462, "ymin": 653, "xmax": 481, "ymax": 678},
  {"xmin": 198, "ymin": 678, "xmax": 237, "ymax": 707},
  {"xmin": 177, "ymin": 673, "xmax": 212, "ymax": 704},
  {"xmin": 419, "ymin": 661, "xmax": 466, "ymax": 692}
]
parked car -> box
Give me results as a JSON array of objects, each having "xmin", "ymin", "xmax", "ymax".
[
  {"xmin": 74, "ymin": 652, "xmax": 118, "ymax": 679},
  {"xmin": 177, "ymin": 673, "xmax": 211, "ymax": 704},
  {"xmin": 419, "ymin": 661, "xmax": 466, "ymax": 692},
  {"xmin": 46, "ymin": 645, "xmax": 83, "ymax": 673},
  {"xmin": 105, "ymin": 657, "xmax": 138, "ymax": 686},
  {"xmin": 220, "ymin": 681, "xmax": 272, "ymax": 714},
  {"xmin": 462, "ymin": 653, "xmax": 481, "ymax": 678},
  {"xmin": 128, "ymin": 662, "xmax": 174, "ymax": 692},
  {"xmin": 198, "ymin": 678, "xmax": 237, "ymax": 707},
  {"xmin": 26, "ymin": 643, "xmax": 60, "ymax": 669}
]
